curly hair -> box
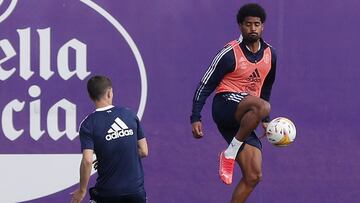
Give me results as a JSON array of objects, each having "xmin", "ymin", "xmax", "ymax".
[{"xmin": 236, "ymin": 3, "xmax": 266, "ymax": 24}]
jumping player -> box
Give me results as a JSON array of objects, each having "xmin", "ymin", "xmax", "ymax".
[
  {"xmin": 191, "ymin": 4, "xmax": 276, "ymax": 202},
  {"xmin": 71, "ymin": 75, "xmax": 148, "ymax": 203}
]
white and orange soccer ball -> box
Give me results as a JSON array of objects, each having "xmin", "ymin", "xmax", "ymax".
[{"xmin": 266, "ymin": 117, "xmax": 296, "ymax": 146}]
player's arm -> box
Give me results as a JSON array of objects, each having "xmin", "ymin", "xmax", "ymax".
[
  {"xmin": 260, "ymin": 47, "xmax": 277, "ymax": 125},
  {"xmin": 138, "ymin": 138, "xmax": 148, "ymax": 158},
  {"xmin": 191, "ymin": 46, "xmax": 235, "ymax": 138},
  {"xmin": 71, "ymin": 119, "xmax": 94, "ymax": 203},
  {"xmin": 79, "ymin": 149, "xmax": 94, "ymax": 192},
  {"xmin": 135, "ymin": 114, "xmax": 148, "ymax": 158},
  {"xmin": 71, "ymin": 149, "xmax": 93, "ymax": 203}
]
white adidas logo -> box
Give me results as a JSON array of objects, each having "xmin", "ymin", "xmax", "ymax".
[{"xmin": 105, "ymin": 117, "xmax": 134, "ymax": 141}]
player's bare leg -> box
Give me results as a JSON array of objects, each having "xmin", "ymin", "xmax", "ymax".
[
  {"xmin": 234, "ymin": 96, "xmax": 270, "ymax": 141},
  {"xmin": 231, "ymin": 144, "xmax": 262, "ymax": 203},
  {"xmin": 219, "ymin": 96, "xmax": 269, "ymax": 184}
]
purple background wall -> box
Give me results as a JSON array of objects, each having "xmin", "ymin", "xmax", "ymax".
[{"xmin": 1, "ymin": 0, "xmax": 359, "ymax": 202}]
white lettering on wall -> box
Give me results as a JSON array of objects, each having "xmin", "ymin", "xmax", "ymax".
[
  {"xmin": 57, "ymin": 39, "xmax": 90, "ymax": 80},
  {"xmin": 1, "ymin": 85, "xmax": 79, "ymax": 140},
  {"xmin": 29, "ymin": 85, "xmax": 45, "ymax": 140},
  {"xmin": 0, "ymin": 27, "xmax": 90, "ymax": 81},
  {"xmin": 47, "ymin": 99, "xmax": 78, "ymax": 140},
  {"xmin": 38, "ymin": 28, "xmax": 53, "ymax": 80},
  {"xmin": 18, "ymin": 28, "xmax": 33, "ymax": 80},
  {"xmin": 2, "ymin": 99, "xmax": 25, "ymax": 141},
  {"xmin": 0, "ymin": 39, "xmax": 16, "ymax": 80}
]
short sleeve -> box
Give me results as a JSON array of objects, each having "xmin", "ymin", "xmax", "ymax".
[{"xmin": 79, "ymin": 118, "xmax": 94, "ymax": 151}]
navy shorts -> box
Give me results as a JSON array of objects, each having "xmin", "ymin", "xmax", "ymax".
[
  {"xmin": 212, "ymin": 92, "xmax": 262, "ymax": 150},
  {"xmin": 89, "ymin": 187, "xmax": 147, "ymax": 203}
]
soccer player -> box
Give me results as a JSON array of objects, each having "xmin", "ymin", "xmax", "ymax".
[
  {"xmin": 190, "ymin": 3, "xmax": 276, "ymax": 202},
  {"xmin": 71, "ymin": 76, "xmax": 148, "ymax": 203}
]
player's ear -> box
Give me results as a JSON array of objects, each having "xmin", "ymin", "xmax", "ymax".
[
  {"xmin": 106, "ymin": 88, "xmax": 112, "ymax": 99},
  {"xmin": 109, "ymin": 88, "xmax": 113, "ymax": 98}
]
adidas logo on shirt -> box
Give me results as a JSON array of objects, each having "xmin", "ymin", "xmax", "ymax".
[
  {"xmin": 247, "ymin": 69, "xmax": 261, "ymax": 82},
  {"xmin": 105, "ymin": 117, "xmax": 134, "ymax": 141}
]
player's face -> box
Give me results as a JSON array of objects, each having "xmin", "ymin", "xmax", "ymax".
[{"xmin": 240, "ymin": 16, "xmax": 264, "ymax": 43}]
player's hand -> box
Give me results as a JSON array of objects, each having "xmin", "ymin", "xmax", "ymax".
[
  {"xmin": 192, "ymin": 121, "xmax": 203, "ymax": 139},
  {"xmin": 262, "ymin": 122, "xmax": 269, "ymax": 130},
  {"xmin": 70, "ymin": 189, "xmax": 86, "ymax": 203},
  {"xmin": 93, "ymin": 159, "xmax": 98, "ymax": 170},
  {"xmin": 259, "ymin": 122, "xmax": 269, "ymax": 139}
]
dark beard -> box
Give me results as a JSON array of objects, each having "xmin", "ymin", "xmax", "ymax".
[{"xmin": 243, "ymin": 35, "xmax": 260, "ymax": 44}]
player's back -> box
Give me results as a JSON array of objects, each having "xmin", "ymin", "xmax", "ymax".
[{"xmin": 81, "ymin": 106, "xmax": 145, "ymax": 197}]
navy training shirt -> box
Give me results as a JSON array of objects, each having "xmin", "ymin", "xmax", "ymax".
[{"xmin": 79, "ymin": 105, "xmax": 145, "ymax": 196}]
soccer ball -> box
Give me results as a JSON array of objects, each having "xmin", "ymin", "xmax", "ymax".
[{"xmin": 266, "ymin": 117, "xmax": 296, "ymax": 146}]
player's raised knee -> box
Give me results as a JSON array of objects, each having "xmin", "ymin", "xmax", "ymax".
[
  {"xmin": 260, "ymin": 101, "xmax": 271, "ymax": 117},
  {"xmin": 245, "ymin": 172, "xmax": 262, "ymax": 187}
]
